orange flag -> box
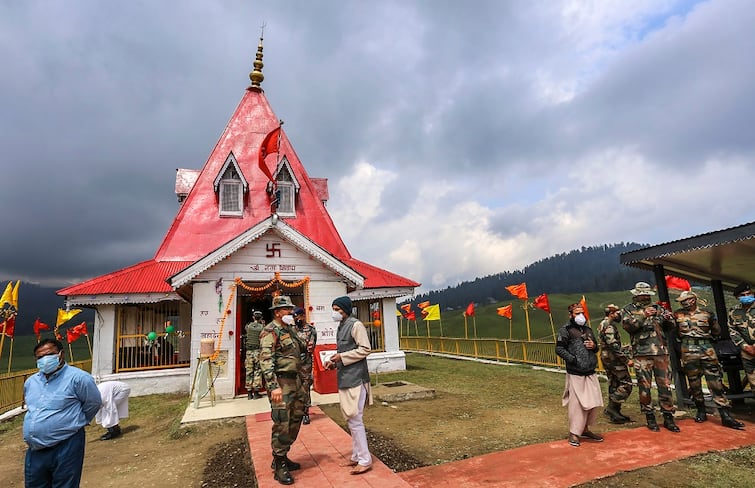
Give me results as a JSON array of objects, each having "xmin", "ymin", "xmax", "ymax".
[
  {"xmin": 33, "ymin": 318, "xmax": 51, "ymax": 340},
  {"xmin": 1, "ymin": 315, "xmax": 15, "ymax": 338},
  {"xmin": 259, "ymin": 125, "xmax": 282, "ymax": 183},
  {"xmin": 497, "ymin": 305, "xmax": 513, "ymax": 319},
  {"xmin": 665, "ymin": 275, "xmax": 691, "ymax": 291},
  {"xmin": 464, "ymin": 302, "xmax": 475, "ymax": 317},
  {"xmin": 417, "ymin": 301, "xmax": 431, "ymax": 309},
  {"xmin": 72, "ymin": 322, "xmax": 88, "ymax": 336},
  {"xmin": 579, "ymin": 295, "xmax": 590, "ymax": 321},
  {"xmin": 533, "ymin": 294, "xmax": 551, "ymax": 314},
  {"xmin": 505, "ymin": 283, "xmax": 528, "ymax": 300},
  {"xmin": 66, "ymin": 327, "xmax": 82, "ymax": 343},
  {"xmin": 400, "ymin": 303, "xmax": 412, "ymax": 313}
]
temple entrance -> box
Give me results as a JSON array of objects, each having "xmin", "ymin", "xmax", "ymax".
[{"xmin": 234, "ymin": 276, "xmax": 309, "ymax": 396}]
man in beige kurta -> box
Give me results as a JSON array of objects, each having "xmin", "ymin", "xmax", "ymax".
[{"xmin": 326, "ymin": 295, "xmax": 373, "ymax": 474}]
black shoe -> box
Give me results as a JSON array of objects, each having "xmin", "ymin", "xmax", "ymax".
[
  {"xmin": 720, "ymin": 409, "xmax": 746, "ymax": 430},
  {"xmin": 100, "ymin": 425, "xmax": 122, "ymax": 441},
  {"xmin": 272, "ymin": 456, "xmax": 294, "ymax": 485},
  {"xmin": 271, "ymin": 456, "xmax": 300, "ymax": 471},
  {"xmin": 568, "ymin": 433, "xmax": 580, "ymax": 447},
  {"xmin": 248, "ymin": 391, "xmax": 254, "ymax": 400},
  {"xmin": 604, "ymin": 403, "xmax": 628, "ymax": 424},
  {"xmin": 663, "ymin": 413, "xmax": 680, "ymax": 433},
  {"xmin": 580, "ymin": 430, "xmax": 604, "ymax": 442},
  {"xmin": 252, "ymin": 390, "xmax": 264, "ymax": 400},
  {"xmin": 302, "ymin": 413, "xmax": 310, "ymax": 425},
  {"xmin": 694, "ymin": 402, "xmax": 708, "ymax": 423},
  {"xmin": 646, "ymin": 413, "xmax": 660, "ymax": 432}
]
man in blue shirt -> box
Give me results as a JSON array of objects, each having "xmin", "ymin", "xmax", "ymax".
[{"xmin": 23, "ymin": 338, "xmax": 101, "ymax": 488}]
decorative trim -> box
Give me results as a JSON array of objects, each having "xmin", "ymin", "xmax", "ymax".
[
  {"xmin": 167, "ymin": 217, "xmax": 364, "ymax": 288},
  {"xmin": 349, "ymin": 287, "xmax": 415, "ymax": 300},
  {"xmin": 65, "ymin": 292, "xmax": 184, "ymax": 307},
  {"xmin": 213, "ymin": 152, "xmax": 249, "ymax": 193}
]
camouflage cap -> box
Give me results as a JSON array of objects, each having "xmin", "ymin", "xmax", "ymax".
[
  {"xmin": 252, "ymin": 310, "xmax": 263, "ymax": 317},
  {"xmin": 675, "ymin": 290, "xmax": 697, "ymax": 302},
  {"xmin": 269, "ymin": 295, "xmax": 295, "ymax": 310},
  {"xmin": 604, "ymin": 304, "xmax": 619, "ymax": 314},
  {"xmin": 630, "ymin": 282, "xmax": 656, "ymax": 296}
]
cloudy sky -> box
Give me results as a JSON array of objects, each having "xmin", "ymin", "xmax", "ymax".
[{"xmin": 2, "ymin": 0, "xmax": 754, "ymax": 293}]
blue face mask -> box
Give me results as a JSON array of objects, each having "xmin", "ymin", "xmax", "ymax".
[
  {"xmin": 37, "ymin": 353, "xmax": 61, "ymax": 374},
  {"xmin": 739, "ymin": 295, "xmax": 755, "ymax": 306}
]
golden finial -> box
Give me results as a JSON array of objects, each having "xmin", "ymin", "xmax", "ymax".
[{"xmin": 249, "ymin": 23, "xmax": 266, "ymax": 90}]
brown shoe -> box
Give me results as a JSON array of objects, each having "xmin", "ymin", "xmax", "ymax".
[
  {"xmin": 350, "ymin": 464, "xmax": 372, "ymax": 475},
  {"xmin": 339, "ymin": 460, "xmax": 359, "ymax": 467},
  {"xmin": 580, "ymin": 430, "xmax": 604, "ymax": 442}
]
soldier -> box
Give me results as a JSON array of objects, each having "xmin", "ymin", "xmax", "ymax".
[
  {"xmin": 673, "ymin": 290, "xmax": 744, "ymax": 429},
  {"xmin": 621, "ymin": 281, "xmax": 680, "ymax": 433},
  {"xmin": 728, "ymin": 283, "xmax": 755, "ymax": 401},
  {"xmin": 598, "ymin": 304, "xmax": 633, "ymax": 424},
  {"xmin": 259, "ymin": 296, "xmax": 307, "ymax": 485},
  {"xmin": 244, "ymin": 310, "xmax": 265, "ymax": 400},
  {"xmin": 292, "ymin": 307, "xmax": 317, "ymax": 425}
]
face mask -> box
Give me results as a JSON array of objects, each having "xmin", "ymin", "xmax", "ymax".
[
  {"xmin": 739, "ymin": 295, "xmax": 755, "ymax": 306},
  {"xmin": 574, "ymin": 314, "xmax": 587, "ymax": 326},
  {"xmin": 281, "ymin": 315, "xmax": 295, "ymax": 325},
  {"xmin": 331, "ymin": 310, "xmax": 343, "ymax": 322},
  {"xmin": 37, "ymin": 353, "xmax": 61, "ymax": 374}
]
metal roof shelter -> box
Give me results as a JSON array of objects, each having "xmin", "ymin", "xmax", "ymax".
[{"xmin": 621, "ymin": 221, "xmax": 755, "ymax": 403}]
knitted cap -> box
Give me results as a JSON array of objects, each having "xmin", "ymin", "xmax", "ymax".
[{"xmin": 332, "ymin": 296, "xmax": 353, "ymax": 315}]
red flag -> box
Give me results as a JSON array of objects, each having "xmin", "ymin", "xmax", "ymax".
[
  {"xmin": 66, "ymin": 327, "xmax": 82, "ymax": 343},
  {"xmin": 579, "ymin": 295, "xmax": 590, "ymax": 321},
  {"xmin": 72, "ymin": 322, "xmax": 88, "ymax": 336},
  {"xmin": 533, "ymin": 294, "xmax": 551, "ymax": 314},
  {"xmin": 33, "ymin": 318, "xmax": 51, "ymax": 340},
  {"xmin": 465, "ymin": 302, "xmax": 475, "ymax": 317},
  {"xmin": 417, "ymin": 301, "xmax": 431, "ymax": 309},
  {"xmin": 406, "ymin": 311, "xmax": 416, "ymax": 321},
  {"xmin": 497, "ymin": 305, "xmax": 513, "ymax": 319},
  {"xmin": 1, "ymin": 315, "xmax": 15, "ymax": 338},
  {"xmin": 657, "ymin": 301, "xmax": 671, "ymax": 311},
  {"xmin": 259, "ymin": 126, "xmax": 282, "ymax": 183},
  {"xmin": 505, "ymin": 283, "xmax": 528, "ymax": 300},
  {"xmin": 400, "ymin": 303, "xmax": 412, "ymax": 313},
  {"xmin": 665, "ymin": 275, "xmax": 691, "ymax": 291}
]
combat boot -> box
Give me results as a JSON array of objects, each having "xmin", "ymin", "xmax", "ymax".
[
  {"xmin": 252, "ymin": 389, "xmax": 264, "ymax": 400},
  {"xmin": 302, "ymin": 406, "xmax": 311, "ymax": 425},
  {"xmin": 694, "ymin": 402, "xmax": 707, "ymax": 423},
  {"xmin": 604, "ymin": 402, "xmax": 627, "ymax": 424},
  {"xmin": 662, "ymin": 412, "xmax": 680, "ymax": 432},
  {"xmin": 719, "ymin": 408, "xmax": 745, "ymax": 430},
  {"xmin": 247, "ymin": 390, "xmax": 254, "ymax": 400},
  {"xmin": 271, "ymin": 456, "xmax": 300, "ymax": 471},
  {"xmin": 645, "ymin": 412, "xmax": 660, "ymax": 432},
  {"xmin": 272, "ymin": 455, "xmax": 294, "ymax": 485}
]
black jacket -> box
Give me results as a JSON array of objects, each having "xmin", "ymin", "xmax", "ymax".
[{"xmin": 555, "ymin": 321, "xmax": 598, "ymax": 376}]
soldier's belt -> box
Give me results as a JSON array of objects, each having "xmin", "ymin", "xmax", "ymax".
[
  {"xmin": 681, "ymin": 337, "xmax": 711, "ymax": 345},
  {"xmin": 275, "ymin": 371, "xmax": 299, "ymax": 379}
]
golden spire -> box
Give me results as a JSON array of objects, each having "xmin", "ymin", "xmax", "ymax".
[{"xmin": 249, "ymin": 24, "xmax": 265, "ymax": 90}]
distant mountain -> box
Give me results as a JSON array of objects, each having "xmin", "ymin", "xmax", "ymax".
[
  {"xmin": 4, "ymin": 282, "xmax": 94, "ymax": 336},
  {"xmin": 407, "ymin": 242, "xmax": 654, "ymax": 310}
]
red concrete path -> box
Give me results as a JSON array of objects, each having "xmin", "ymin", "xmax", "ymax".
[{"xmin": 248, "ymin": 410, "xmax": 755, "ymax": 488}]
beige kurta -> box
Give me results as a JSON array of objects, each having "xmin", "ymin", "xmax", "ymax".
[
  {"xmin": 562, "ymin": 373, "xmax": 603, "ymax": 435},
  {"xmin": 338, "ymin": 319, "xmax": 373, "ymax": 419}
]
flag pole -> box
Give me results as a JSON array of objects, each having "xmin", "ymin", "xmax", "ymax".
[
  {"xmin": 548, "ymin": 313, "xmax": 557, "ymax": 342},
  {"xmin": 524, "ymin": 300, "xmax": 531, "ymax": 341},
  {"xmin": 0, "ymin": 320, "xmax": 6, "ymax": 366},
  {"xmin": 68, "ymin": 342, "xmax": 75, "ymax": 362},
  {"xmin": 85, "ymin": 335, "xmax": 93, "ymax": 358},
  {"xmin": 414, "ymin": 320, "xmax": 418, "ymax": 336},
  {"xmin": 7, "ymin": 338, "xmax": 13, "ymax": 374},
  {"xmin": 509, "ymin": 318, "xmax": 512, "ymax": 340},
  {"xmin": 464, "ymin": 314, "xmax": 468, "ymax": 339},
  {"xmin": 439, "ymin": 318, "xmax": 443, "ymax": 337}
]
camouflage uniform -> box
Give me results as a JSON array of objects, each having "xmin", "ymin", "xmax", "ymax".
[
  {"xmin": 622, "ymin": 301, "xmax": 676, "ymax": 416},
  {"xmin": 728, "ymin": 303, "xmax": 755, "ymax": 391},
  {"xmin": 673, "ymin": 305, "xmax": 729, "ymax": 408},
  {"xmin": 294, "ymin": 320, "xmax": 317, "ymax": 411},
  {"xmin": 259, "ymin": 318, "xmax": 307, "ymax": 459},
  {"xmin": 598, "ymin": 315, "xmax": 633, "ymax": 405},
  {"xmin": 244, "ymin": 318, "xmax": 264, "ymax": 394}
]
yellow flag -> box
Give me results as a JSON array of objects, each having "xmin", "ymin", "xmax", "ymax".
[
  {"xmin": 57, "ymin": 308, "xmax": 82, "ymax": 327},
  {"xmin": 10, "ymin": 280, "xmax": 20, "ymax": 308},
  {"xmin": 0, "ymin": 282, "xmax": 12, "ymax": 307},
  {"xmin": 423, "ymin": 304, "xmax": 441, "ymax": 321},
  {"xmin": 396, "ymin": 309, "xmax": 402, "ymax": 316}
]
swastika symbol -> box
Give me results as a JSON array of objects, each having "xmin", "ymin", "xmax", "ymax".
[{"xmin": 266, "ymin": 243, "xmax": 281, "ymax": 258}]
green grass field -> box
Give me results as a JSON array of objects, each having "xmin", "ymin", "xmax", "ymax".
[{"xmin": 0, "ymin": 334, "xmax": 92, "ymax": 374}]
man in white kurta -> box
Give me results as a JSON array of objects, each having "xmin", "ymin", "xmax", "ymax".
[
  {"xmin": 327, "ymin": 296, "xmax": 373, "ymax": 475},
  {"xmin": 95, "ymin": 381, "xmax": 131, "ymax": 440}
]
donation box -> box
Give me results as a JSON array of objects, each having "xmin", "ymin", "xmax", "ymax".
[{"xmin": 312, "ymin": 344, "xmax": 338, "ymax": 394}]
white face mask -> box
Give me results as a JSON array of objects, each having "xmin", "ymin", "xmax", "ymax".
[
  {"xmin": 281, "ymin": 315, "xmax": 295, "ymax": 326},
  {"xmin": 331, "ymin": 310, "xmax": 343, "ymax": 322},
  {"xmin": 574, "ymin": 313, "xmax": 587, "ymax": 326}
]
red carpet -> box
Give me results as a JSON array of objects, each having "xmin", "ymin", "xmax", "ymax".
[{"xmin": 248, "ymin": 410, "xmax": 755, "ymax": 488}]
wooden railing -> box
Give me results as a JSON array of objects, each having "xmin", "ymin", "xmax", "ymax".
[{"xmin": 0, "ymin": 360, "xmax": 92, "ymax": 416}]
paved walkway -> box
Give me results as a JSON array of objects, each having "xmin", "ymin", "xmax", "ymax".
[{"xmin": 247, "ymin": 411, "xmax": 755, "ymax": 488}]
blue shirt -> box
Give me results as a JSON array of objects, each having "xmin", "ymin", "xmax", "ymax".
[{"xmin": 23, "ymin": 363, "xmax": 102, "ymax": 450}]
